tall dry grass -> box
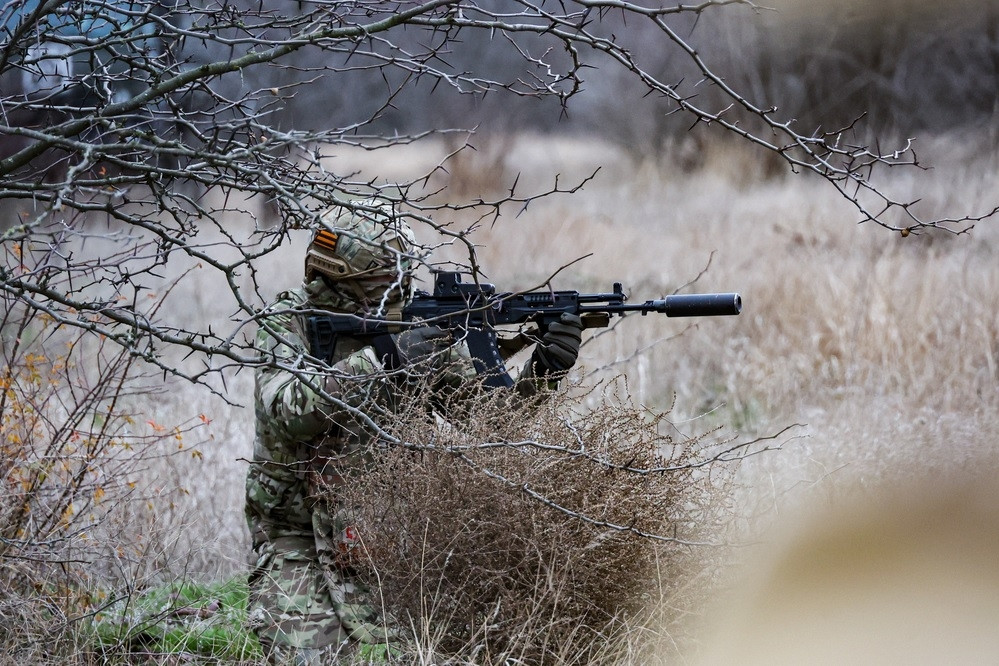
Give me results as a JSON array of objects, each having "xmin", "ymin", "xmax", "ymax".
[
  {"xmin": 6, "ymin": 128, "xmax": 997, "ymax": 662},
  {"xmin": 411, "ymin": 132, "xmax": 999, "ymax": 510}
]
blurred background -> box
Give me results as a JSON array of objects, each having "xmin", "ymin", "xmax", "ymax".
[{"xmin": 177, "ymin": 0, "xmax": 999, "ymax": 153}]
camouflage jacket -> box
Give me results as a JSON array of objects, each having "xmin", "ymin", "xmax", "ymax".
[{"xmin": 245, "ymin": 278, "xmax": 537, "ymax": 550}]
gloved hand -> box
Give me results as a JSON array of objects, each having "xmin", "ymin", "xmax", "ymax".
[
  {"xmin": 532, "ymin": 313, "xmax": 584, "ymax": 375},
  {"xmin": 393, "ymin": 325, "xmax": 451, "ymax": 367}
]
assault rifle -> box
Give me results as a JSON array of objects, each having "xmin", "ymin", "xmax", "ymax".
[{"xmin": 307, "ymin": 271, "xmax": 741, "ymax": 389}]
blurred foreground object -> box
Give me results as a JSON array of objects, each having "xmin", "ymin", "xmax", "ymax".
[{"xmin": 697, "ymin": 474, "xmax": 999, "ymax": 664}]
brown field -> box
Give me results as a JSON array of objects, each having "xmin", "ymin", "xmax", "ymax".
[{"xmin": 104, "ymin": 129, "xmax": 999, "ymax": 660}]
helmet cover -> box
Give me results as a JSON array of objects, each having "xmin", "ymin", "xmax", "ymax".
[{"xmin": 305, "ymin": 200, "xmax": 416, "ymax": 284}]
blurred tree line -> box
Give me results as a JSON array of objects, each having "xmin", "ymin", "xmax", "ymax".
[{"xmin": 234, "ymin": 0, "xmax": 999, "ymax": 153}]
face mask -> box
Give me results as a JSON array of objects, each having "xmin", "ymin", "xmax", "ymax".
[{"xmin": 310, "ymin": 274, "xmax": 412, "ymax": 314}]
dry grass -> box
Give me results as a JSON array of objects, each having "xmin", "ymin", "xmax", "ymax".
[
  {"xmin": 415, "ymin": 132, "xmax": 999, "ymax": 506},
  {"xmin": 4, "ymin": 127, "xmax": 999, "ymax": 662},
  {"xmin": 337, "ymin": 381, "xmax": 730, "ymax": 665},
  {"xmin": 694, "ymin": 471, "xmax": 999, "ymax": 665}
]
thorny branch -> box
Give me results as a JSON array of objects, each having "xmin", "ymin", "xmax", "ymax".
[
  {"xmin": 2, "ymin": 0, "xmax": 987, "ymax": 380},
  {"xmin": 0, "ymin": 0, "xmax": 968, "ymax": 543}
]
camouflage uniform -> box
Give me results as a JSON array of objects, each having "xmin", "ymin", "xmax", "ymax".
[
  {"xmin": 245, "ymin": 203, "xmax": 463, "ymax": 663},
  {"xmin": 244, "ymin": 202, "xmax": 580, "ymax": 664}
]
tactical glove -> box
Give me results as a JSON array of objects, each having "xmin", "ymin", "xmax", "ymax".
[
  {"xmin": 532, "ymin": 313, "xmax": 584, "ymax": 375},
  {"xmin": 392, "ymin": 325, "xmax": 451, "ymax": 367}
]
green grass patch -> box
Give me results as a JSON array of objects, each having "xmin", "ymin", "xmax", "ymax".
[{"xmin": 89, "ymin": 577, "xmax": 262, "ymax": 661}]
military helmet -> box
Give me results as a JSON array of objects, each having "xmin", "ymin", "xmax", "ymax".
[{"xmin": 305, "ymin": 200, "xmax": 416, "ymax": 283}]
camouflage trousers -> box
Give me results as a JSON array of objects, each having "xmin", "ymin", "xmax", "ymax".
[{"xmin": 246, "ymin": 532, "xmax": 391, "ymax": 665}]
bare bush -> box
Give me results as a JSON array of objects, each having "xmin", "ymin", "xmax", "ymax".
[
  {"xmin": 0, "ymin": 567, "xmax": 85, "ymax": 666},
  {"xmin": 336, "ymin": 380, "xmax": 757, "ymax": 664},
  {"xmin": 0, "ymin": 291, "xmax": 196, "ymax": 571},
  {"xmin": 0, "ymin": 237, "xmax": 215, "ymax": 662}
]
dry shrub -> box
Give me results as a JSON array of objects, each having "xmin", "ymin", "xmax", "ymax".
[
  {"xmin": 0, "ymin": 568, "xmax": 92, "ymax": 666},
  {"xmin": 340, "ymin": 380, "xmax": 732, "ymax": 665},
  {"xmin": 0, "ymin": 241, "xmax": 210, "ymax": 663}
]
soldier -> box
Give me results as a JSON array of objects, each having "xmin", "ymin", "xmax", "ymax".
[{"xmin": 244, "ymin": 200, "xmax": 584, "ymax": 664}]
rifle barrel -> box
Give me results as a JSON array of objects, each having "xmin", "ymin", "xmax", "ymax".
[{"xmin": 577, "ymin": 292, "xmax": 742, "ymax": 318}]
